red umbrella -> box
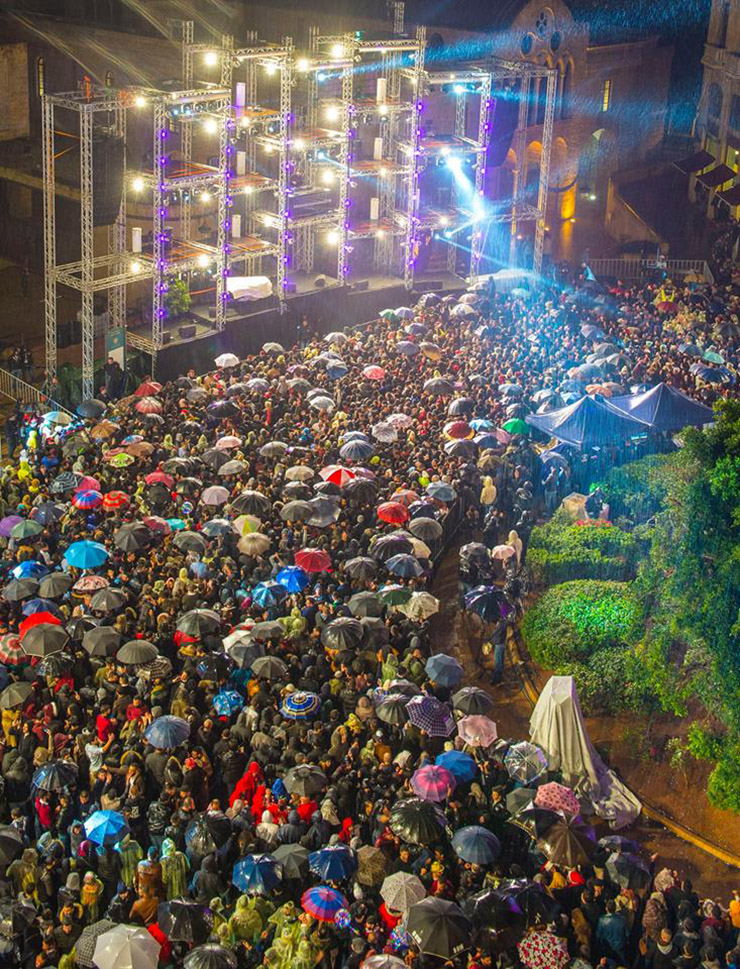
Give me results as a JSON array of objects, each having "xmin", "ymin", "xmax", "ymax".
[
  {"xmin": 74, "ymin": 476, "xmax": 101, "ymax": 493},
  {"xmin": 655, "ymin": 300, "xmax": 676, "ymax": 314},
  {"xmin": 144, "ymin": 471, "xmax": 174, "ymax": 488},
  {"xmin": 443, "ymin": 420, "xmax": 474, "ymax": 440},
  {"xmin": 20, "ymin": 612, "xmax": 62, "ymax": 638},
  {"xmin": 135, "ymin": 397, "xmax": 162, "ymax": 414},
  {"xmin": 377, "ymin": 501, "xmax": 410, "ymax": 525},
  {"xmin": 391, "ymin": 489, "xmax": 420, "ymax": 507},
  {"xmin": 320, "ymin": 465, "xmax": 355, "ymax": 486},
  {"xmin": 72, "ymin": 490, "xmax": 103, "ymax": 510},
  {"xmin": 102, "ymin": 491, "xmax": 129, "ymax": 511},
  {"xmin": 363, "ymin": 365, "xmax": 386, "ymax": 381},
  {"xmin": 135, "ymin": 381, "xmax": 163, "ymax": 397},
  {"xmin": 143, "ymin": 516, "xmax": 172, "ymax": 534},
  {"xmin": 295, "ymin": 548, "xmax": 332, "ymax": 573}
]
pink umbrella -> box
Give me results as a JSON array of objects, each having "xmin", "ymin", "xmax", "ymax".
[
  {"xmin": 215, "ymin": 436, "xmax": 242, "ymax": 450},
  {"xmin": 135, "ymin": 397, "xmax": 162, "ymax": 414},
  {"xmin": 143, "ymin": 516, "xmax": 172, "ymax": 534},
  {"xmin": 457, "ymin": 715, "xmax": 498, "ymax": 748},
  {"xmin": 201, "ymin": 486, "xmax": 230, "ymax": 506},
  {"xmin": 534, "ymin": 782, "xmax": 580, "ymax": 815},
  {"xmin": 73, "ymin": 575, "xmax": 109, "ymax": 593},
  {"xmin": 144, "ymin": 471, "xmax": 174, "ymax": 488},
  {"xmin": 320, "ymin": 465, "xmax": 355, "ymax": 486},
  {"xmin": 410, "ymin": 765, "xmax": 457, "ymax": 802},
  {"xmin": 75, "ymin": 476, "xmax": 101, "ymax": 493},
  {"xmin": 490, "ymin": 544, "xmax": 516, "ymax": 561},
  {"xmin": 493, "ymin": 428, "xmax": 512, "ymax": 445},
  {"xmin": 363, "ymin": 365, "xmax": 386, "ymax": 381}
]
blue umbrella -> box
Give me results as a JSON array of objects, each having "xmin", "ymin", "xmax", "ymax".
[
  {"xmin": 281, "ymin": 691, "xmax": 321, "ymax": 719},
  {"xmin": 145, "ymin": 715, "xmax": 190, "ymax": 749},
  {"xmin": 166, "ymin": 518, "xmax": 187, "ymax": 530},
  {"xmin": 309, "ymin": 844, "xmax": 357, "ymax": 882},
  {"xmin": 386, "ymin": 553, "xmax": 424, "ymax": 578},
  {"xmin": 426, "ymin": 482, "xmax": 457, "ymax": 502},
  {"xmin": 213, "ymin": 690, "xmax": 243, "ymax": 716},
  {"xmin": 451, "ymin": 825, "xmax": 501, "ymax": 865},
  {"xmin": 436, "ymin": 750, "xmax": 478, "ymax": 784},
  {"xmin": 11, "ymin": 560, "xmax": 49, "ymax": 579},
  {"xmin": 189, "ymin": 561, "xmax": 208, "ymax": 578},
  {"xmin": 232, "ymin": 854, "xmax": 283, "ymax": 894},
  {"xmin": 469, "ymin": 418, "xmax": 495, "ymax": 432},
  {"xmin": 201, "ymin": 519, "xmax": 232, "ymax": 537},
  {"xmin": 64, "ymin": 541, "xmax": 108, "ymax": 569},
  {"xmin": 22, "ymin": 598, "xmax": 62, "ymax": 618},
  {"xmin": 425, "ymin": 653, "xmax": 464, "ymax": 687},
  {"xmin": 84, "ymin": 809, "xmax": 128, "ymax": 846},
  {"xmin": 251, "ymin": 581, "xmax": 287, "ymax": 608},
  {"xmin": 339, "ymin": 439, "xmax": 375, "ymax": 462},
  {"xmin": 327, "ymin": 363, "xmax": 348, "ymax": 380},
  {"xmin": 276, "ymin": 566, "xmax": 309, "ymax": 593}
]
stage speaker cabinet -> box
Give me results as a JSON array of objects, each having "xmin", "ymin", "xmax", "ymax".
[
  {"xmin": 352, "ymin": 279, "xmax": 369, "ymax": 292},
  {"xmin": 314, "ymin": 275, "xmax": 327, "ymax": 289},
  {"xmin": 284, "ymin": 280, "xmax": 297, "ymax": 294},
  {"xmin": 56, "ymin": 322, "xmax": 71, "ymax": 350},
  {"xmin": 92, "ymin": 132, "xmax": 124, "ymax": 227},
  {"xmin": 178, "ymin": 324, "xmax": 197, "ymax": 339},
  {"xmin": 161, "ymin": 331, "xmax": 172, "ymax": 344},
  {"xmin": 70, "ymin": 319, "xmax": 82, "ymax": 344}
]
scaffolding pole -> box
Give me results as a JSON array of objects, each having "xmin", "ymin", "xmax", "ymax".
[
  {"xmin": 403, "ymin": 26, "xmax": 425, "ymax": 291},
  {"xmin": 42, "ymin": 96, "xmax": 57, "ymax": 381},
  {"xmin": 470, "ymin": 75, "xmax": 493, "ymax": 280},
  {"xmin": 152, "ymin": 99, "xmax": 167, "ymax": 349},
  {"xmin": 277, "ymin": 39, "xmax": 293, "ymax": 311},
  {"xmin": 337, "ymin": 33, "xmax": 354, "ymax": 285},
  {"xmin": 533, "ymin": 68, "xmax": 556, "ymax": 276},
  {"xmin": 509, "ymin": 73, "xmax": 530, "ymax": 266},
  {"xmin": 181, "ymin": 20, "xmax": 194, "ymax": 241},
  {"xmin": 108, "ymin": 102, "xmax": 127, "ymax": 327},
  {"xmin": 216, "ymin": 108, "xmax": 234, "ymax": 331},
  {"xmin": 79, "ymin": 107, "xmax": 95, "ymax": 400}
]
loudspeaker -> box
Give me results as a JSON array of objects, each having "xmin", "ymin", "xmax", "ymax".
[
  {"xmin": 70, "ymin": 319, "xmax": 82, "ymax": 344},
  {"xmin": 352, "ymin": 279, "xmax": 369, "ymax": 292},
  {"xmin": 489, "ymin": 91, "xmax": 519, "ymax": 167},
  {"xmin": 92, "ymin": 133, "xmax": 124, "ymax": 227},
  {"xmin": 178, "ymin": 324, "xmax": 197, "ymax": 339},
  {"xmin": 57, "ymin": 321, "xmax": 71, "ymax": 349},
  {"xmin": 284, "ymin": 280, "xmax": 297, "ymax": 294},
  {"xmin": 314, "ymin": 275, "xmax": 327, "ymax": 289},
  {"xmin": 161, "ymin": 331, "xmax": 171, "ymax": 344}
]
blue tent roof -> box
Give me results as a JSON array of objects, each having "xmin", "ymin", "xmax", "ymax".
[
  {"xmin": 609, "ymin": 383, "xmax": 714, "ymax": 432},
  {"xmin": 526, "ymin": 394, "xmax": 649, "ymax": 448}
]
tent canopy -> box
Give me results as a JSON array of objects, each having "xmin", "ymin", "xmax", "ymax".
[
  {"xmin": 609, "ymin": 382, "xmax": 714, "ymax": 432},
  {"xmin": 529, "ymin": 675, "xmax": 641, "ymax": 829},
  {"xmin": 525, "ymin": 394, "xmax": 648, "ymax": 449}
]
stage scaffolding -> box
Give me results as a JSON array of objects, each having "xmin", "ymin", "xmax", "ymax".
[{"xmin": 42, "ymin": 17, "xmax": 556, "ymax": 390}]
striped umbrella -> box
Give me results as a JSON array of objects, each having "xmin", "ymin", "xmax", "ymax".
[
  {"xmin": 280, "ymin": 691, "xmax": 321, "ymax": 719},
  {"xmin": 72, "ymin": 490, "xmax": 103, "ymax": 509},
  {"xmin": 301, "ymin": 886, "xmax": 348, "ymax": 922},
  {"xmin": 102, "ymin": 491, "xmax": 129, "ymax": 511},
  {"xmin": 0, "ymin": 634, "xmax": 25, "ymax": 666},
  {"xmin": 406, "ymin": 695, "xmax": 455, "ymax": 737}
]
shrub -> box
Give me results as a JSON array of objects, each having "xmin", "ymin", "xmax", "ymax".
[
  {"xmin": 565, "ymin": 648, "xmax": 652, "ymax": 715},
  {"xmin": 528, "ymin": 515, "xmax": 641, "ymax": 584},
  {"xmin": 521, "ymin": 580, "xmax": 643, "ymax": 669},
  {"xmin": 706, "ymin": 747, "xmax": 740, "ymax": 813},
  {"xmin": 597, "ymin": 453, "xmax": 682, "ymax": 522}
]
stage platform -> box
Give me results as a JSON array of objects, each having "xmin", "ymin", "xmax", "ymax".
[{"xmin": 128, "ymin": 270, "xmax": 468, "ymax": 381}]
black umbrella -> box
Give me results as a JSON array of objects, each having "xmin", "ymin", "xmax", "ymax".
[
  {"xmin": 177, "ymin": 609, "xmax": 221, "ymax": 637},
  {"xmin": 452, "ymin": 686, "xmax": 494, "ymax": 716},
  {"xmin": 174, "ymin": 531, "xmax": 208, "ymax": 554},
  {"xmin": 537, "ymin": 815, "xmax": 596, "ymax": 867},
  {"xmin": 408, "ymin": 517, "xmax": 443, "ymax": 541},
  {"xmin": 282, "ymin": 481, "xmax": 311, "ymax": 500},
  {"xmin": 73, "ymin": 919, "xmax": 116, "ymax": 968},
  {"xmin": 185, "ymin": 813, "xmax": 232, "ymax": 857},
  {"xmin": 389, "ymin": 798, "xmax": 446, "ymax": 845},
  {"xmin": 175, "ymin": 477, "xmax": 203, "ymax": 498},
  {"xmin": 184, "ymin": 944, "xmax": 238, "ymax": 969},
  {"xmin": 32, "ymin": 760, "xmax": 78, "ymax": 791},
  {"xmin": 284, "ymin": 765, "xmax": 327, "ymax": 796},
  {"xmin": 508, "ymin": 804, "xmax": 560, "ymax": 839},
  {"xmin": 77, "ymin": 399, "xmax": 107, "ymax": 419},
  {"xmin": 201, "ymin": 449, "xmax": 231, "ymax": 471},
  {"xmin": 272, "ymin": 843, "xmax": 310, "ymax": 879},
  {"xmin": 38, "ymin": 573, "xmax": 73, "ymax": 598},
  {"xmin": 113, "ymin": 523, "xmax": 151, "ymax": 552},
  {"xmin": 32, "ymin": 503, "xmax": 66, "ymax": 527},
  {"xmin": 360, "ymin": 616, "xmax": 390, "ymax": 646},
  {"xmin": 82, "ymin": 626, "xmax": 122, "ymax": 657},
  {"xmin": 371, "ymin": 533, "xmax": 413, "ymax": 561},
  {"xmin": 90, "ymin": 588, "xmax": 127, "ymax": 612},
  {"xmin": 347, "ymin": 592, "xmax": 384, "ymax": 618},
  {"xmin": 148, "ymin": 483, "xmax": 172, "ymax": 507},
  {"xmin": 2, "ymin": 578, "xmax": 39, "ymax": 602},
  {"xmin": 0, "ymin": 826, "xmax": 24, "ymax": 864},
  {"xmin": 406, "ymin": 897, "xmax": 473, "ymax": 959},
  {"xmin": 343, "ymin": 557, "xmax": 378, "ymax": 580},
  {"xmin": 207, "ymin": 400, "xmax": 239, "ymax": 419},
  {"xmin": 158, "ymin": 899, "xmax": 213, "ymax": 944},
  {"xmin": 161, "ymin": 457, "xmax": 193, "ymax": 474},
  {"xmin": 117, "ymin": 640, "xmax": 159, "ymax": 664},
  {"xmin": 605, "ymin": 851, "xmax": 651, "ymax": 889},
  {"xmin": 462, "ymin": 889, "xmax": 524, "ymax": 929},
  {"xmin": 495, "ymin": 879, "xmax": 560, "ymax": 926},
  {"xmin": 227, "ymin": 641, "xmax": 265, "ymax": 669},
  {"xmin": 67, "ymin": 615, "xmax": 99, "ymax": 642},
  {"xmin": 321, "ymin": 617, "xmax": 364, "ymax": 650},
  {"xmin": 280, "ymin": 500, "xmax": 313, "ymax": 521},
  {"xmin": 21, "ymin": 624, "xmax": 69, "ymax": 657},
  {"xmin": 250, "ymin": 655, "xmax": 288, "ymax": 680},
  {"xmin": 343, "ymin": 477, "xmax": 379, "ymax": 502},
  {"xmin": 375, "ymin": 693, "xmax": 410, "ymax": 725},
  {"xmin": 50, "ymin": 471, "xmax": 81, "ymax": 493},
  {"xmin": 231, "ymin": 490, "xmax": 271, "ymax": 516}
]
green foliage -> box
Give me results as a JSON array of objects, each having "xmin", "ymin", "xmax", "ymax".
[
  {"xmin": 596, "ymin": 453, "xmax": 682, "ymax": 523},
  {"xmin": 685, "ymin": 724, "xmax": 723, "ymax": 762},
  {"xmin": 521, "ymin": 580, "xmax": 643, "ymax": 669},
  {"xmin": 566, "ymin": 647, "xmax": 653, "ymax": 715},
  {"xmin": 706, "ymin": 746, "xmax": 740, "ymax": 813},
  {"xmin": 528, "ymin": 513, "xmax": 641, "ymax": 584},
  {"xmin": 165, "ymin": 279, "xmax": 192, "ymax": 318}
]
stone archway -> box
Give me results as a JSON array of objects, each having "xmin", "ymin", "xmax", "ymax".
[{"xmin": 578, "ymin": 127, "xmax": 615, "ymax": 197}]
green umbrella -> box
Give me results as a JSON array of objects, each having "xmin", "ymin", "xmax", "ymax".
[
  {"xmin": 11, "ymin": 520, "xmax": 44, "ymax": 540},
  {"xmin": 502, "ymin": 418, "xmax": 529, "ymax": 435},
  {"xmin": 380, "ymin": 309, "xmax": 399, "ymax": 322}
]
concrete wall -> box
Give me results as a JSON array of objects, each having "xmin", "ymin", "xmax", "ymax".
[{"xmin": 0, "ymin": 44, "xmax": 30, "ymax": 142}]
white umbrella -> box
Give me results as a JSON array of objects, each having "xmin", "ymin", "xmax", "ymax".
[
  {"xmin": 215, "ymin": 353, "xmax": 240, "ymax": 368},
  {"xmin": 396, "ymin": 591, "xmax": 439, "ymax": 620},
  {"xmin": 200, "ymin": 486, "xmax": 230, "ymax": 506},
  {"xmin": 263, "ymin": 342, "xmax": 284, "ymax": 354},
  {"xmin": 232, "ymin": 514, "xmax": 262, "ymax": 535},
  {"xmin": 93, "ymin": 925, "xmax": 160, "ymax": 969},
  {"xmin": 285, "ymin": 466, "xmax": 315, "ymax": 482},
  {"xmin": 372, "ymin": 422, "xmax": 398, "ymax": 443},
  {"xmin": 381, "ymin": 871, "xmax": 426, "ymax": 912},
  {"xmin": 388, "ymin": 412, "xmax": 413, "ymax": 429},
  {"xmin": 451, "ymin": 303, "xmax": 477, "ymax": 318},
  {"xmin": 238, "ymin": 532, "xmax": 271, "ymax": 556},
  {"xmin": 491, "ymin": 544, "xmax": 516, "ymax": 561},
  {"xmin": 324, "ymin": 331, "xmax": 348, "ymax": 345}
]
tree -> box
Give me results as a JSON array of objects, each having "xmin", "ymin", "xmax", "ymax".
[{"xmin": 164, "ymin": 279, "xmax": 191, "ymax": 319}]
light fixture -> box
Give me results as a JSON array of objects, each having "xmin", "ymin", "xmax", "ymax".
[
  {"xmin": 589, "ymin": 193, "xmax": 597, "ymax": 201},
  {"xmin": 441, "ymin": 146, "xmax": 450, "ymax": 157},
  {"xmin": 265, "ymin": 62, "xmax": 277, "ymax": 76},
  {"xmin": 293, "ymin": 137, "xmax": 305, "ymax": 150},
  {"xmin": 376, "ymin": 229, "xmax": 385, "ymax": 238},
  {"xmin": 331, "ymin": 43, "xmax": 344, "ymax": 59},
  {"xmin": 204, "ymin": 118, "xmax": 218, "ymax": 134},
  {"xmin": 265, "ymin": 144, "xmax": 274, "ymax": 154},
  {"xmin": 197, "ymin": 254, "xmax": 210, "ymax": 268},
  {"xmin": 130, "ymin": 260, "xmax": 142, "ymax": 274},
  {"xmin": 378, "ymin": 104, "xmax": 388, "ymax": 116},
  {"xmin": 453, "ymin": 84, "xmax": 465, "ymax": 96},
  {"xmin": 204, "ymin": 51, "xmax": 218, "ymax": 66},
  {"xmin": 297, "ymin": 57, "xmax": 310, "ymax": 72},
  {"xmin": 439, "ymin": 217, "xmax": 449, "ymax": 227},
  {"xmin": 244, "ymin": 185, "xmax": 254, "ymax": 195},
  {"xmin": 321, "ymin": 170, "xmax": 334, "ymax": 185},
  {"xmin": 134, "ymin": 95, "xmax": 146, "ymax": 108},
  {"xmin": 200, "ymin": 191, "xmax": 211, "ymax": 203},
  {"xmin": 132, "ymin": 176, "xmax": 145, "ymax": 193},
  {"xmin": 379, "ymin": 166, "xmax": 388, "ymax": 177},
  {"xmin": 325, "ymin": 105, "xmax": 340, "ymax": 122},
  {"xmin": 327, "ymin": 229, "xmax": 339, "ymax": 244}
]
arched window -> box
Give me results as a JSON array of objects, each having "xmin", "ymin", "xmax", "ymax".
[
  {"xmin": 105, "ymin": 70, "xmax": 114, "ymax": 89},
  {"xmin": 560, "ymin": 61, "xmax": 572, "ymax": 119},
  {"xmin": 708, "ymin": 82, "xmax": 723, "ymax": 119},
  {"xmin": 36, "ymin": 57, "xmax": 45, "ymax": 97},
  {"xmin": 528, "ymin": 77, "xmax": 540, "ymax": 127}
]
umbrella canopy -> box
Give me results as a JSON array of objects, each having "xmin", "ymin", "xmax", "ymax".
[
  {"xmin": 84, "ymin": 809, "xmax": 128, "ymax": 846},
  {"xmin": 310, "ymin": 844, "xmax": 357, "ymax": 881},
  {"xmin": 90, "ymin": 588, "xmax": 127, "ymax": 612},
  {"xmin": 605, "ymin": 851, "xmax": 651, "ymax": 889},
  {"xmin": 301, "ymin": 886, "xmax": 348, "ymax": 922},
  {"xmin": 425, "ymin": 653, "xmax": 463, "ymax": 687},
  {"xmin": 518, "ymin": 931, "xmax": 569, "ymax": 969},
  {"xmin": 406, "ymin": 897, "xmax": 473, "ymax": 959},
  {"xmin": 21, "ymin": 623, "xmax": 70, "ymax": 657},
  {"xmin": 452, "ymin": 686, "xmax": 494, "ymax": 716},
  {"xmin": 184, "ymin": 815, "xmax": 232, "ymax": 858},
  {"xmin": 2, "ymin": 578, "xmax": 39, "ymax": 602},
  {"xmin": 375, "ymin": 693, "xmax": 410, "ymax": 725},
  {"xmin": 145, "ymin": 715, "xmax": 190, "ymax": 748},
  {"xmin": 82, "ymin": 626, "xmax": 122, "ymax": 657},
  {"xmin": 251, "ymin": 656, "xmax": 288, "ymax": 679},
  {"xmin": 451, "ymin": 825, "xmax": 501, "ymax": 864},
  {"xmin": 435, "ymin": 750, "xmax": 478, "ymax": 783},
  {"xmin": 406, "ymin": 695, "xmax": 455, "ymax": 736},
  {"xmin": 356, "ymin": 845, "xmax": 388, "ymax": 887},
  {"xmin": 534, "ymin": 781, "xmax": 580, "ymax": 815},
  {"xmin": 504, "ymin": 741, "xmax": 548, "ymax": 783},
  {"xmin": 322, "ymin": 617, "xmax": 364, "ymax": 650},
  {"xmin": 113, "ymin": 523, "xmax": 151, "ymax": 552},
  {"xmin": 389, "ymin": 798, "xmax": 446, "ymax": 844},
  {"xmin": 457, "ymin": 715, "xmax": 498, "ymax": 748},
  {"xmin": 232, "ymin": 853, "xmax": 283, "ymax": 894},
  {"xmin": 177, "ymin": 609, "xmax": 221, "ymax": 637},
  {"xmin": 73, "ymin": 919, "xmax": 116, "ymax": 968},
  {"xmin": 158, "ymin": 899, "xmax": 213, "ymax": 943},
  {"xmin": 32, "ymin": 760, "xmax": 78, "ymax": 791},
  {"xmin": 294, "ymin": 547, "xmax": 332, "ymax": 572},
  {"xmin": 381, "ymin": 871, "xmax": 426, "ymax": 913},
  {"xmin": 183, "ymin": 945, "xmax": 238, "ymax": 969},
  {"xmin": 464, "ymin": 586, "xmax": 514, "ymax": 622},
  {"xmin": 117, "ymin": 640, "xmax": 159, "ymax": 665},
  {"xmin": 94, "ymin": 925, "xmax": 160, "ymax": 969},
  {"xmin": 273, "ymin": 843, "xmax": 310, "ymax": 879},
  {"xmin": 0, "ymin": 681, "xmax": 33, "ymax": 709},
  {"xmin": 411, "ymin": 764, "xmax": 456, "ymax": 802},
  {"xmin": 281, "ymin": 691, "xmax": 321, "ymax": 719},
  {"xmin": 64, "ymin": 540, "xmax": 108, "ymax": 569},
  {"xmin": 284, "ymin": 764, "xmax": 327, "ymax": 796},
  {"xmin": 537, "ymin": 815, "xmax": 596, "ymax": 867}
]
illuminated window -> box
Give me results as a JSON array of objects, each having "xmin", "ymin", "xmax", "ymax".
[
  {"xmin": 601, "ymin": 78, "xmax": 611, "ymax": 113},
  {"xmin": 727, "ymin": 145, "xmax": 740, "ymax": 172},
  {"xmin": 105, "ymin": 71, "xmax": 114, "ymax": 89},
  {"xmin": 36, "ymin": 57, "xmax": 45, "ymax": 97}
]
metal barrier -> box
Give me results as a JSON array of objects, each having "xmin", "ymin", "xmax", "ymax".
[
  {"xmin": 588, "ymin": 258, "xmax": 713, "ymax": 283},
  {"xmin": 0, "ymin": 368, "xmax": 73, "ymax": 416}
]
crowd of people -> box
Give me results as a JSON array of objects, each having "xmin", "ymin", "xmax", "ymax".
[{"xmin": 0, "ymin": 270, "xmax": 737, "ymax": 969}]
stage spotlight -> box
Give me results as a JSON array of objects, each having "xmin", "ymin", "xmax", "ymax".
[
  {"xmin": 132, "ymin": 177, "xmax": 145, "ymax": 193},
  {"xmin": 453, "ymin": 84, "xmax": 465, "ymax": 95},
  {"xmin": 204, "ymin": 51, "xmax": 219, "ymax": 66},
  {"xmin": 130, "ymin": 260, "xmax": 142, "ymax": 274},
  {"xmin": 327, "ymin": 230, "xmax": 339, "ymax": 244},
  {"xmin": 325, "ymin": 106, "xmax": 340, "ymax": 122},
  {"xmin": 244, "ymin": 185, "xmax": 254, "ymax": 195},
  {"xmin": 200, "ymin": 191, "xmax": 211, "ymax": 203},
  {"xmin": 297, "ymin": 57, "xmax": 310, "ymax": 72},
  {"xmin": 265, "ymin": 62, "xmax": 277, "ymax": 76},
  {"xmin": 197, "ymin": 254, "xmax": 210, "ymax": 268},
  {"xmin": 321, "ymin": 170, "xmax": 334, "ymax": 184},
  {"xmin": 331, "ymin": 43, "xmax": 344, "ymax": 59},
  {"xmin": 378, "ymin": 104, "xmax": 389, "ymax": 116},
  {"xmin": 134, "ymin": 95, "xmax": 146, "ymax": 108},
  {"xmin": 203, "ymin": 118, "xmax": 218, "ymax": 134},
  {"xmin": 293, "ymin": 137, "xmax": 305, "ymax": 150}
]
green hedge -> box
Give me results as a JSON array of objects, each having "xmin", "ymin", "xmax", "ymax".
[
  {"xmin": 596, "ymin": 453, "xmax": 682, "ymax": 523},
  {"xmin": 521, "ymin": 579, "xmax": 643, "ymax": 669},
  {"xmin": 527, "ymin": 515, "xmax": 641, "ymax": 584},
  {"xmin": 567, "ymin": 648, "xmax": 653, "ymax": 715}
]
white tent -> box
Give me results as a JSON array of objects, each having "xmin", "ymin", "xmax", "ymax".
[{"xmin": 530, "ymin": 675, "xmax": 641, "ymax": 829}]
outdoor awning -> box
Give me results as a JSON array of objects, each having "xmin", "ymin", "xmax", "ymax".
[
  {"xmin": 673, "ymin": 149, "xmax": 714, "ymax": 174},
  {"xmin": 696, "ymin": 163, "xmax": 735, "ymax": 188},
  {"xmin": 717, "ymin": 182, "xmax": 740, "ymax": 207}
]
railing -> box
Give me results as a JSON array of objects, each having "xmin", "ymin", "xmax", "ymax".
[
  {"xmin": 588, "ymin": 257, "xmax": 713, "ymax": 283},
  {"xmin": 0, "ymin": 367, "xmax": 73, "ymax": 416}
]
